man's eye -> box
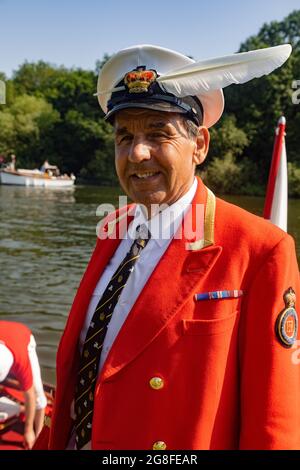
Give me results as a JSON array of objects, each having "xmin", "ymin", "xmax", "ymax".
[
  {"xmin": 149, "ymin": 132, "xmax": 166, "ymax": 139},
  {"xmin": 118, "ymin": 135, "xmax": 132, "ymax": 143}
]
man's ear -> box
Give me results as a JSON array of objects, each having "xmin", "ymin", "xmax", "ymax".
[{"xmin": 193, "ymin": 126, "xmax": 210, "ymax": 165}]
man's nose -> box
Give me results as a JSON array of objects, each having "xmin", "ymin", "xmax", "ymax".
[{"xmin": 128, "ymin": 138, "xmax": 151, "ymax": 163}]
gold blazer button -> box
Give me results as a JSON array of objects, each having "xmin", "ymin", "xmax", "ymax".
[
  {"xmin": 149, "ymin": 377, "xmax": 164, "ymax": 390},
  {"xmin": 153, "ymin": 441, "xmax": 167, "ymax": 450}
]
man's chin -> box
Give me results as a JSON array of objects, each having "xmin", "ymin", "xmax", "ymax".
[{"xmin": 132, "ymin": 190, "xmax": 168, "ymax": 212}]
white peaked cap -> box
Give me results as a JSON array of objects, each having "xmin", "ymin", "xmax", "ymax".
[{"xmin": 97, "ymin": 43, "xmax": 292, "ymax": 128}]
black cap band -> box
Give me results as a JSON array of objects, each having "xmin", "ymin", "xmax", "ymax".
[{"xmin": 105, "ymin": 70, "xmax": 203, "ymax": 126}]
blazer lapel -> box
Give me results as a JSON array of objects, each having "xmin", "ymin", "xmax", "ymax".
[
  {"xmin": 101, "ymin": 178, "xmax": 222, "ymax": 382},
  {"xmin": 56, "ymin": 206, "xmax": 135, "ymax": 376}
]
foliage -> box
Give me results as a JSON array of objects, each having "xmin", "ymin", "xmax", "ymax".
[
  {"xmin": 80, "ymin": 122, "xmax": 117, "ymax": 184},
  {"xmin": 0, "ymin": 94, "xmax": 59, "ymax": 166},
  {"xmin": 288, "ymin": 162, "xmax": 300, "ymax": 197},
  {"xmin": 200, "ymin": 115, "xmax": 251, "ymax": 194},
  {"xmin": 208, "ymin": 114, "xmax": 249, "ymax": 161},
  {"xmin": 200, "ymin": 154, "xmax": 242, "ymax": 195},
  {"xmin": 224, "ymin": 10, "xmax": 300, "ymax": 185}
]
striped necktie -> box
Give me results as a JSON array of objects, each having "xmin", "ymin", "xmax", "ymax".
[{"xmin": 74, "ymin": 223, "xmax": 151, "ymax": 449}]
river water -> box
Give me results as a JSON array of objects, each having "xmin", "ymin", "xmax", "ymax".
[{"xmin": 0, "ymin": 184, "xmax": 299, "ymax": 384}]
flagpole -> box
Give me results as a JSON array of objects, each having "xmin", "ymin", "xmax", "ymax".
[{"xmin": 263, "ymin": 116, "xmax": 287, "ymax": 231}]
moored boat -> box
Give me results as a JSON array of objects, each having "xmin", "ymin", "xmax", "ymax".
[{"xmin": 0, "ymin": 168, "xmax": 75, "ymax": 188}]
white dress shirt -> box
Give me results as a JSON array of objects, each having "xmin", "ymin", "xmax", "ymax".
[{"xmin": 68, "ymin": 177, "xmax": 197, "ymax": 449}]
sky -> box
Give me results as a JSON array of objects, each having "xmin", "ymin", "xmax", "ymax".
[{"xmin": 0, "ymin": 0, "xmax": 299, "ymax": 77}]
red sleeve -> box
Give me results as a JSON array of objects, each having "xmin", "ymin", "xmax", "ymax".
[{"xmin": 239, "ymin": 234, "xmax": 300, "ymax": 449}]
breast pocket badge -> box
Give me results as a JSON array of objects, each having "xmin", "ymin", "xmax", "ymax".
[{"xmin": 276, "ymin": 287, "xmax": 298, "ymax": 348}]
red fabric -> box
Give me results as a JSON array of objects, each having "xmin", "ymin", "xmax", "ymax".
[
  {"xmin": 33, "ymin": 423, "xmax": 50, "ymax": 450},
  {"xmin": 263, "ymin": 120, "xmax": 286, "ymax": 219},
  {"xmin": 46, "ymin": 177, "xmax": 300, "ymax": 450},
  {"xmin": 0, "ymin": 321, "xmax": 33, "ymax": 391}
]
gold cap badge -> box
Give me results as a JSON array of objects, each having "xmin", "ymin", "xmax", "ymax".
[{"xmin": 124, "ymin": 67, "xmax": 157, "ymax": 94}]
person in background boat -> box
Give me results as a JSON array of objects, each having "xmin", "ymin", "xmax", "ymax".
[
  {"xmin": 37, "ymin": 44, "xmax": 300, "ymax": 451},
  {"xmin": 40, "ymin": 160, "xmax": 50, "ymax": 172},
  {"xmin": 40, "ymin": 160, "xmax": 60, "ymax": 177},
  {"xmin": 7, "ymin": 154, "xmax": 16, "ymax": 171},
  {"xmin": 0, "ymin": 321, "xmax": 47, "ymax": 449}
]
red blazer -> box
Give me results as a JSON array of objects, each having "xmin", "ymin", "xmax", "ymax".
[{"xmin": 41, "ymin": 177, "xmax": 300, "ymax": 450}]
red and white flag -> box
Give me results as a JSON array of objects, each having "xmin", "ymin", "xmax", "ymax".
[{"xmin": 263, "ymin": 116, "xmax": 288, "ymax": 232}]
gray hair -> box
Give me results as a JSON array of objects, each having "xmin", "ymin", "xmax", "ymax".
[{"xmin": 182, "ymin": 118, "xmax": 200, "ymax": 139}]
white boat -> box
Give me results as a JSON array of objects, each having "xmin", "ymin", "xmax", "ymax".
[{"xmin": 0, "ymin": 168, "xmax": 75, "ymax": 188}]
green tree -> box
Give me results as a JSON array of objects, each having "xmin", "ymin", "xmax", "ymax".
[
  {"xmin": 288, "ymin": 162, "xmax": 300, "ymax": 197},
  {"xmin": 225, "ymin": 10, "xmax": 300, "ymax": 184},
  {"xmin": 11, "ymin": 62, "xmax": 108, "ymax": 174},
  {"xmin": 200, "ymin": 115, "xmax": 250, "ymax": 194},
  {"xmin": 80, "ymin": 122, "xmax": 117, "ymax": 184},
  {"xmin": 0, "ymin": 112, "xmax": 15, "ymax": 154},
  {"xmin": 13, "ymin": 62, "xmax": 99, "ymax": 118},
  {"xmin": 0, "ymin": 94, "xmax": 60, "ymax": 166},
  {"xmin": 53, "ymin": 110, "xmax": 110, "ymax": 175},
  {"xmin": 208, "ymin": 114, "xmax": 249, "ymax": 162}
]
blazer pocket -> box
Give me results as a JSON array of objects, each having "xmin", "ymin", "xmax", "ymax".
[
  {"xmin": 193, "ymin": 296, "xmax": 242, "ymax": 320},
  {"xmin": 182, "ymin": 311, "xmax": 238, "ymax": 336}
]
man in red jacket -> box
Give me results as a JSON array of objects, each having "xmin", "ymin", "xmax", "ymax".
[
  {"xmin": 38, "ymin": 43, "xmax": 299, "ymax": 450},
  {"xmin": 0, "ymin": 321, "xmax": 47, "ymax": 449}
]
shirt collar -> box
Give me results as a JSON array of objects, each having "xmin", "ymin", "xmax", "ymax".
[{"xmin": 128, "ymin": 178, "xmax": 198, "ymax": 247}]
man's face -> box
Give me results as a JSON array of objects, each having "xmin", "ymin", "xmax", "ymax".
[{"xmin": 114, "ymin": 109, "xmax": 209, "ymax": 213}]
